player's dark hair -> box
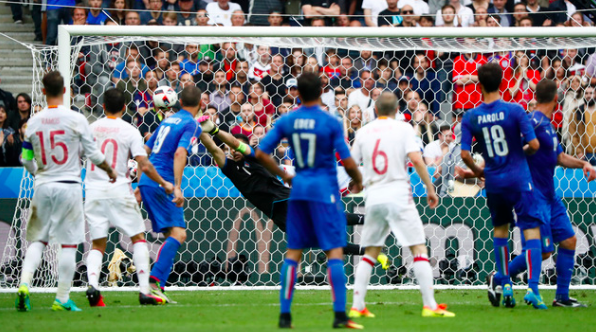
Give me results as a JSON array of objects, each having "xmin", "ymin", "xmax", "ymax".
[
  {"xmin": 180, "ymin": 86, "xmax": 202, "ymax": 108},
  {"xmin": 297, "ymin": 72, "xmax": 322, "ymax": 103},
  {"xmin": 233, "ymin": 133, "xmax": 250, "ymax": 144},
  {"xmin": 103, "ymin": 88, "xmax": 125, "ymax": 114},
  {"xmin": 42, "ymin": 71, "xmax": 64, "ymax": 97},
  {"xmin": 439, "ymin": 125, "xmax": 451, "ymax": 133},
  {"xmin": 535, "ymin": 79, "xmax": 558, "ymax": 104},
  {"xmin": 477, "ymin": 63, "xmax": 503, "ymax": 93},
  {"xmin": 375, "ymin": 92, "xmax": 398, "ymax": 116}
]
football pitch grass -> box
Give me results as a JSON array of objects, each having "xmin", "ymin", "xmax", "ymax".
[{"xmin": 1, "ymin": 289, "xmax": 594, "ymax": 331}]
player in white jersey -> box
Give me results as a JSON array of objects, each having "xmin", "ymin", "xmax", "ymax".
[
  {"xmin": 348, "ymin": 92, "xmax": 455, "ymax": 319},
  {"xmin": 84, "ymin": 89, "xmax": 175, "ymax": 307},
  {"xmin": 16, "ymin": 71, "xmax": 117, "ymax": 312}
]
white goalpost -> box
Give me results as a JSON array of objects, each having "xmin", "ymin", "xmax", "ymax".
[{"xmin": 1, "ymin": 25, "xmax": 596, "ymax": 292}]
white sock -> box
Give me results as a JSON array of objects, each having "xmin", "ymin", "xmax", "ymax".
[
  {"xmin": 56, "ymin": 247, "xmax": 77, "ymax": 303},
  {"xmin": 20, "ymin": 242, "xmax": 45, "ymax": 286},
  {"xmin": 352, "ymin": 255, "xmax": 375, "ymax": 311},
  {"xmin": 86, "ymin": 249, "xmax": 103, "ymax": 289},
  {"xmin": 413, "ymin": 254, "xmax": 437, "ymax": 310},
  {"xmin": 133, "ymin": 241, "xmax": 150, "ymax": 294}
]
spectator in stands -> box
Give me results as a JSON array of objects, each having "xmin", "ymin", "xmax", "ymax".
[
  {"xmin": 400, "ymin": 0, "xmax": 430, "ymax": 16},
  {"xmin": 86, "ymin": 0, "xmax": 108, "ymax": 25},
  {"xmin": 302, "ymin": 0, "xmax": 341, "ymax": 25},
  {"xmin": 152, "ymin": 49, "xmax": 170, "ymax": 80},
  {"xmin": 196, "ymin": 9, "xmax": 210, "ymax": 26},
  {"xmin": 162, "ymin": 11, "xmax": 179, "ymax": 26},
  {"xmin": 221, "ymin": 82, "xmax": 245, "ymax": 132},
  {"xmin": 303, "ymin": 56, "xmax": 321, "ymax": 74},
  {"xmin": 180, "ymin": 72, "xmax": 196, "ymax": 91},
  {"xmin": 194, "ymin": 57, "xmax": 217, "ymax": 92},
  {"xmin": 562, "ymin": 49, "xmax": 585, "ymax": 76},
  {"xmin": 547, "ymin": 0, "xmax": 575, "ymax": 25},
  {"xmin": 261, "ymin": 54, "xmax": 287, "ymax": 107},
  {"xmin": 437, "ymin": 4, "xmax": 457, "ymax": 27},
  {"xmin": 567, "ymin": 12, "xmax": 590, "ymax": 27},
  {"xmin": 207, "ymin": 0, "xmax": 242, "ymax": 26},
  {"xmin": 561, "ymin": 75, "xmax": 585, "ymax": 150},
  {"xmin": 9, "ymin": 0, "xmax": 23, "ymax": 24},
  {"xmin": 116, "ymin": 59, "xmax": 148, "ymax": 116},
  {"xmin": 436, "ymin": 0, "xmax": 473, "ymax": 27},
  {"xmin": 248, "ymin": 45, "xmax": 271, "ymax": 82},
  {"xmin": 336, "ymin": 13, "xmax": 361, "ymax": 27},
  {"xmin": 346, "ymin": 104, "xmax": 363, "ymax": 144},
  {"xmin": 411, "ymin": 54, "xmax": 441, "ymax": 114},
  {"xmin": 320, "ymin": 72, "xmax": 335, "ymax": 110},
  {"xmin": 232, "ymin": 60, "xmax": 251, "ymax": 94},
  {"xmin": 178, "ymin": 0, "xmax": 199, "ymax": 26},
  {"xmin": 231, "ymin": 103, "xmax": 256, "ymax": 138},
  {"xmin": 512, "ymin": 3, "xmax": 528, "ymax": 27},
  {"xmin": 310, "ymin": 17, "xmax": 327, "ymax": 27},
  {"xmin": 362, "ymin": 0, "xmax": 387, "ymax": 27},
  {"xmin": 113, "ymin": 45, "xmax": 149, "ymax": 84},
  {"xmin": 141, "ymin": 0, "xmax": 164, "ymax": 25},
  {"xmin": 276, "ymin": 98, "xmax": 294, "ymax": 120},
  {"xmin": 109, "ymin": 0, "xmax": 128, "ymax": 25},
  {"xmin": 419, "ymin": 15, "xmax": 435, "ymax": 27},
  {"xmin": 46, "ymin": 0, "xmax": 74, "ymax": 45},
  {"xmin": 231, "ymin": 10, "xmax": 246, "ymax": 26},
  {"xmin": 205, "ymin": 105, "xmax": 223, "ymax": 128},
  {"xmin": 160, "ymin": 61, "xmax": 182, "ymax": 90},
  {"xmin": 0, "ymin": 105, "xmax": 21, "ymax": 166},
  {"xmin": 220, "ymin": 42, "xmax": 239, "ymax": 82},
  {"xmin": 248, "ymin": 82, "xmax": 275, "ymax": 127},
  {"xmin": 330, "ymin": 88, "xmax": 347, "ymax": 118},
  {"xmin": 526, "ymin": 0, "xmax": 550, "ymax": 26},
  {"xmin": 375, "ymin": 60, "xmax": 394, "ymax": 89},
  {"xmin": 72, "ymin": 5, "xmax": 88, "ymax": 25},
  {"xmin": 362, "ymin": 87, "xmax": 382, "ymax": 124},
  {"xmin": 424, "ymin": 125, "xmax": 454, "ymax": 166},
  {"xmin": 348, "ymin": 70, "xmax": 375, "ymax": 111},
  {"xmin": 411, "ymin": 100, "xmax": 438, "ymax": 146},
  {"xmin": 504, "ymin": 51, "xmax": 539, "ymax": 109},
  {"xmin": 331, "ymin": 57, "xmax": 359, "ymax": 89},
  {"xmin": 181, "ymin": 44, "xmax": 202, "ymax": 76},
  {"xmin": 210, "ymin": 70, "xmax": 232, "ymax": 112},
  {"xmin": 453, "ymin": 52, "xmax": 487, "ymax": 113},
  {"xmin": 249, "ymin": 125, "xmax": 266, "ymax": 146},
  {"xmin": 377, "ymin": 0, "xmax": 401, "ymax": 27},
  {"xmin": 467, "ymin": 0, "xmax": 493, "ymax": 14},
  {"xmin": 354, "ymin": 50, "xmax": 377, "ymax": 72},
  {"xmin": 570, "ymin": 86, "xmax": 596, "ymax": 164},
  {"xmin": 473, "ymin": 6, "xmax": 489, "ymax": 26},
  {"xmin": 135, "ymin": 70, "xmax": 159, "ymax": 116},
  {"xmin": 545, "ymin": 57, "xmax": 568, "ymax": 87},
  {"xmin": 8, "ymin": 93, "xmax": 31, "ymax": 132},
  {"xmin": 125, "ymin": 10, "xmax": 141, "ymax": 25},
  {"xmin": 401, "ymin": 5, "xmax": 420, "ymax": 27},
  {"xmin": 268, "ymin": 11, "xmax": 284, "ymax": 26},
  {"xmin": 486, "ymin": 13, "xmax": 501, "ymax": 27},
  {"xmin": 488, "ymin": 0, "xmax": 512, "ymax": 27}
]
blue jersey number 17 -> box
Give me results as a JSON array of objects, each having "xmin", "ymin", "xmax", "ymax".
[{"xmin": 292, "ymin": 133, "xmax": 317, "ymax": 168}]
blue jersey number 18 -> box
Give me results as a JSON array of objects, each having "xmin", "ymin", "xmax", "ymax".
[{"xmin": 482, "ymin": 125, "xmax": 509, "ymax": 157}]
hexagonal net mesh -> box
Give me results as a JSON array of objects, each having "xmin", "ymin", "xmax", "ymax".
[{"xmin": 1, "ymin": 29, "xmax": 596, "ymax": 290}]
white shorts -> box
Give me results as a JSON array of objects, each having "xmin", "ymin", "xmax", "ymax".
[
  {"xmin": 85, "ymin": 191, "xmax": 145, "ymax": 240},
  {"xmin": 361, "ymin": 201, "xmax": 426, "ymax": 248},
  {"xmin": 27, "ymin": 182, "xmax": 85, "ymax": 245}
]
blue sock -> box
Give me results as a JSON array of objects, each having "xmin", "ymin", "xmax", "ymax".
[
  {"xmin": 508, "ymin": 250, "xmax": 527, "ymax": 278},
  {"xmin": 525, "ymin": 239, "xmax": 542, "ymax": 294},
  {"xmin": 327, "ymin": 259, "xmax": 347, "ymax": 313},
  {"xmin": 556, "ymin": 248, "xmax": 575, "ymax": 302},
  {"xmin": 150, "ymin": 237, "xmax": 181, "ymax": 285},
  {"xmin": 279, "ymin": 258, "xmax": 298, "ymax": 314},
  {"xmin": 493, "ymin": 237, "xmax": 511, "ymax": 286}
]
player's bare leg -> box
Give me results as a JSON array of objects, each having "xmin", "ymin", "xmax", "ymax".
[
  {"xmin": 86, "ymin": 238, "xmax": 107, "ymax": 307},
  {"xmin": 149, "ymin": 226, "xmax": 187, "ymax": 304},
  {"xmin": 350, "ymin": 246, "xmax": 382, "ymax": 318},
  {"xmin": 52, "ymin": 244, "xmax": 82, "ymax": 311},
  {"xmin": 553, "ymin": 236, "xmax": 586, "ymax": 307},
  {"xmin": 15, "ymin": 241, "xmax": 46, "ymax": 312},
  {"xmin": 325, "ymin": 247, "xmax": 362, "ymax": 329},
  {"xmin": 522, "ymin": 227, "xmax": 547, "ymax": 309}
]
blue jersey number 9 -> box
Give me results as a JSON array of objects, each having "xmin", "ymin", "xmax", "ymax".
[{"xmin": 482, "ymin": 125, "xmax": 509, "ymax": 157}]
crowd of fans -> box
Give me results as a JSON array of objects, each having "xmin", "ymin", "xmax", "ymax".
[{"xmin": 3, "ymin": 0, "xmax": 596, "ymax": 169}]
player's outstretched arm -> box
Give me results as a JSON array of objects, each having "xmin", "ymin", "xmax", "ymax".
[
  {"xmin": 523, "ymin": 138, "xmax": 540, "ymax": 155},
  {"xmin": 199, "ymin": 132, "xmax": 227, "ymax": 167},
  {"xmin": 409, "ymin": 150, "xmax": 439, "ymax": 209},
  {"xmin": 461, "ymin": 150, "xmax": 484, "ymax": 179},
  {"xmin": 21, "ymin": 141, "xmax": 37, "ymax": 176},
  {"xmin": 171, "ymin": 147, "xmax": 187, "ymax": 207},
  {"xmin": 558, "ymin": 153, "xmax": 596, "ymax": 182},
  {"xmin": 135, "ymin": 155, "xmax": 174, "ymax": 194},
  {"xmin": 255, "ymin": 148, "xmax": 293, "ymax": 185}
]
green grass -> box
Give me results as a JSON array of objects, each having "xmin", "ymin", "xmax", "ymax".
[{"xmin": 0, "ymin": 289, "xmax": 594, "ymax": 332}]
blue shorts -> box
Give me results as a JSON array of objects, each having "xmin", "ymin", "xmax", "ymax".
[
  {"xmin": 486, "ymin": 191, "xmax": 545, "ymax": 230},
  {"xmin": 286, "ymin": 200, "xmax": 346, "ymax": 251},
  {"xmin": 139, "ymin": 185, "xmax": 185, "ymax": 233},
  {"xmin": 521, "ymin": 195, "xmax": 575, "ymax": 254}
]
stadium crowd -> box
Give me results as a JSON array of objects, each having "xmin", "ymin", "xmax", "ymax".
[{"xmin": 2, "ymin": 0, "xmax": 596, "ymax": 169}]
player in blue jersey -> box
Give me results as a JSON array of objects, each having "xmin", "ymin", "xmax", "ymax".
[
  {"xmin": 135, "ymin": 86, "xmax": 202, "ymax": 303},
  {"xmin": 507, "ymin": 80, "xmax": 595, "ymax": 307},
  {"xmin": 255, "ymin": 72, "xmax": 364, "ymax": 329},
  {"xmin": 460, "ymin": 63, "xmax": 546, "ymax": 309}
]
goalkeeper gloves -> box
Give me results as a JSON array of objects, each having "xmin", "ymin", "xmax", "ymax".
[{"xmin": 196, "ymin": 115, "xmax": 219, "ymax": 135}]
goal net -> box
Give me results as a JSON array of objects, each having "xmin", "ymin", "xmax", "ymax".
[{"xmin": 1, "ymin": 26, "xmax": 596, "ymax": 290}]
